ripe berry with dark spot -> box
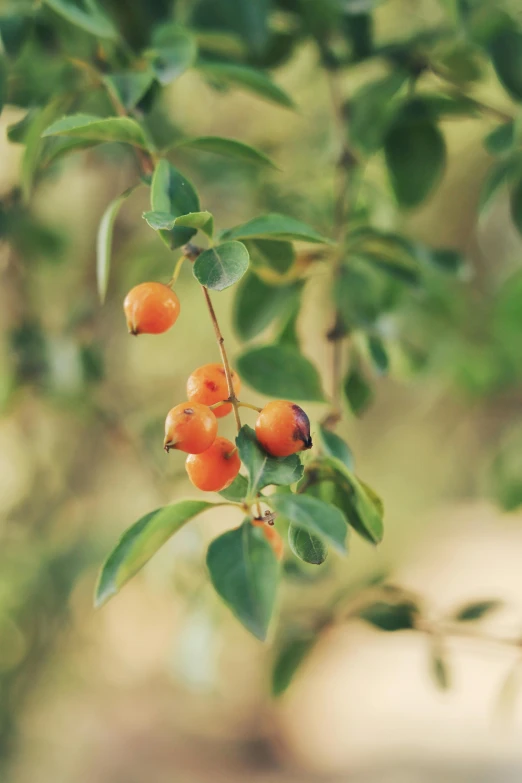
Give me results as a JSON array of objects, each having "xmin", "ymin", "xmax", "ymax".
[
  {"xmin": 124, "ymin": 282, "xmax": 180, "ymax": 336},
  {"xmin": 185, "ymin": 437, "xmax": 241, "ymax": 492},
  {"xmin": 255, "ymin": 400, "xmax": 312, "ymax": 458},
  {"xmin": 186, "ymin": 363, "xmax": 241, "ymax": 419},
  {"xmin": 164, "ymin": 402, "xmax": 217, "ymax": 454}
]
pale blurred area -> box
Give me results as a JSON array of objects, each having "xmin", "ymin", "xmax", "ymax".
[{"xmin": 3, "ymin": 1, "xmax": 522, "ymax": 782}]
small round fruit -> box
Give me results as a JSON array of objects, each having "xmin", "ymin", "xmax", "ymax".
[
  {"xmin": 255, "ymin": 400, "xmax": 312, "ymax": 458},
  {"xmin": 164, "ymin": 402, "xmax": 218, "ymax": 454},
  {"xmin": 187, "ymin": 363, "xmax": 241, "ymax": 419},
  {"xmin": 262, "ymin": 524, "xmax": 284, "ymax": 561},
  {"xmin": 185, "ymin": 437, "xmax": 240, "ymax": 492},
  {"xmin": 124, "ymin": 282, "xmax": 180, "ymax": 335}
]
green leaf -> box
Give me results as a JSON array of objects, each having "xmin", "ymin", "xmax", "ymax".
[
  {"xmin": 510, "ymin": 176, "xmax": 522, "ymax": 237},
  {"xmin": 42, "ymin": 114, "xmax": 149, "ymax": 149},
  {"xmin": 427, "ymin": 248, "xmax": 465, "ymax": 274},
  {"xmin": 97, "ymin": 186, "xmax": 137, "ymax": 304},
  {"xmin": 95, "ymin": 501, "xmax": 213, "ymax": 607},
  {"xmin": 218, "ymin": 473, "xmax": 248, "ymax": 503},
  {"xmin": 236, "ymin": 344, "xmax": 325, "ymax": 402},
  {"xmin": 0, "ymin": 14, "xmax": 32, "ymax": 59},
  {"xmin": 335, "ymin": 262, "xmax": 396, "ymax": 329},
  {"xmin": 288, "ymin": 525, "xmax": 328, "ymax": 565},
  {"xmin": 317, "ymin": 426, "xmax": 353, "ymax": 470},
  {"xmin": 198, "ymin": 61, "xmax": 294, "ymax": 108},
  {"xmin": 367, "ymin": 336, "xmax": 389, "ymax": 375},
  {"xmin": 174, "ymin": 136, "xmax": 277, "ymax": 169},
  {"xmin": 143, "ymin": 210, "xmax": 214, "ymax": 237},
  {"xmin": 146, "ymin": 27, "xmax": 197, "ymax": 85},
  {"xmin": 484, "ymin": 122, "xmax": 514, "ymax": 156},
  {"xmin": 236, "ymin": 425, "xmax": 303, "ymax": 498},
  {"xmin": 430, "ymin": 639, "xmax": 451, "ymax": 691},
  {"xmin": 359, "ymin": 600, "xmax": 417, "ymax": 631},
  {"xmin": 272, "ymin": 635, "xmax": 316, "ymax": 696},
  {"xmin": 193, "ymin": 241, "xmax": 249, "ymax": 291},
  {"xmin": 350, "ymin": 69, "xmax": 408, "ymax": 153},
  {"xmin": 221, "ymin": 213, "xmax": 333, "ymax": 244},
  {"xmin": 42, "ymin": 0, "xmax": 118, "ymax": 39},
  {"xmin": 453, "ymin": 599, "xmax": 503, "ymax": 622},
  {"xmin": 233, "ymin": 273, "xmax": 300, "ymax": 341},
  {"xmin": 270, "ymin": 493, "xmax": 348, "ymax": 554},
  {"xmin": 344, "ymin": 365, "xmax": 373, "ymax": 417},
  {"xmin": 489, "ymin": 29, "xmax": 522, "ymax": 102},
  {"xmin": 384, "ymin": 113, "xmax": 446, "ymax": 208},
  {"xmin": 22, "ymin": 98, "xmax": 69, "ymax": 202},
  {"xmin": 0, "ymin": 56, "xmax": 6, "ymax": 117},
  {"xmin": 247, "ymin": 239, "xmax": 295, "ymax": 275},
  {"xmin": 207, "ymin": 521, "xmax": 279, "ymax": 640},
  {"xmin": 480, "ymin": 152, "xmax": 522, "ymax": 214},
  {"xmin": 103, "ymin": 71, "xmax": 155, "ymax": 111},
  {"xmin": 150, "ymin": 159, "xmax": 200, "ymax": 249}
]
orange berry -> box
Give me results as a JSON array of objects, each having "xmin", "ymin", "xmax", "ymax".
[
  {"xmin": 262, "ymin": 524, "xmax": 284, "ymax": 561},
  {"xmin": 185, "ymin": 437, "xmax": 241, "ymax": 492},
  {"xmin": 124, "ymin": 282, "xmax": 180, "ymax": 335},
  {"xmin": 164, "ymin": 402, "xmax": 218, "ymax": 454},
  {"xmin": 255, "ymin": 400, "xmax": 312, "ymax": 458},
  {"xmin": 186, "ymin": 363, "xmax": 241, "ymax": 419}
]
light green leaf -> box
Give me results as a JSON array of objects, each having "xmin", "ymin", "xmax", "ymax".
[
  {"xmin": 174, "ymin": 136, "xmax": 277, "ymax": 168},
  {"xmin": 42, "ymin": 0, "xmax": 117, "ymax": 39},
  {"xmin": 147, "ymin": 26, "xmax": 197, "ymax": 85},
  {"xmin": 193, "ymin": 241, "xmax": 249, "ymax": 291},
  {"xmin": 95, "ymin": 500, "xmax": 213, "ymax": 607},
  {"xmin": 207, "ymin": 521, "xmax": 279, "ymax": 640},
  {"xmin": 236, "ymin": 344, "xmax": 325, "ymax": 401},
  {"xmin": 236, "ymin": 425, "xmax": 303, "ymax": 499},
  {"xmin": 220, "ymin": 213, "xmax": 333, "ymax": 244},
  {"xmin": 42, "ymin": 114, "xmax": 149, "ymax": 149},
  {"xmin": 317, "ymin": 426, "xmax": 353, "ymax": 470},
  {"xmin": 288, "ymin": 525, "xmax": 328, "ymax": 565},
  {"xmin": 272, "ymin": 635, "xmax": 316, "ymax": 696},
  {"xmin": 198, "ymin": 61, "xmax": 294, "ymax": 108},
  {"xmin": 490, "ymin": 29, "xmax": 522, "ymax": 102},
  {"xmin": 218, "ymin": 474, "xmax": 249, "ymax": 503},
  {"xmin": 103, "ymin": 71, "xmax": 155, "ymax": 111},
  {"xmin": 270, "ymin": 493, "xmax": 348, "ymax": 554},
  {"xmin": 97, "ymin": 186, "xmax": 137, "ymax": 304},
  {"xmin": 143, "ymin": 209, "xmax": 213, "ymax": 237},
  {"xmin": 150, "ymin": 159, "xmax": 200, "ymax": 249},
  {"xmin": 233, "ymin": 273, "xmax": 300, "ymax": 341}
]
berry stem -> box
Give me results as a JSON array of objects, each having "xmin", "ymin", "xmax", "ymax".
[
  {"xmin": 168, "ymin": 255, "xmax": 185, "ymax": 288},
  {"xmin": 237, "ymin": 401, "xmax": 262, "ymax": 413},
  {"xmin": 201, "ymin": 286, "xmax": 242, "ymax": 432}
]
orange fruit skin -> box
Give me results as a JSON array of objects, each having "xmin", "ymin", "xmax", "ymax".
[
  {"xmin": 124, "ymin": 282, "xmax": 180, "ymax": 335},
  {"xmin": 187, "ymin": 363, "xmax": 241, "ymax": 419},
  {"xmin": 262, "ymin": 524, "xmax": 284, "ymax": 560},
  {"xmin": 255, "ymin": 400, "xmax": 312, "ymax": 458},
  {"xmin": 164, "ymin": 402, "xmax": 218, "ymax": 454},
  {"xmin": 185, "ymin": 437, "xmax": 240, "ymax": 492}
]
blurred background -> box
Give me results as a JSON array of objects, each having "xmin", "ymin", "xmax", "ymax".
[{"xmin": 2, "ymin": 0, "xmax": 522, "ymax": 781}]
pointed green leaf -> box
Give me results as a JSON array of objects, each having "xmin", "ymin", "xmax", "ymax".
[
  {"xmin": 220, "ymin": 213, "xmax": 333, "ymax": 244},
  {"xmin": 490, "ymin": 29, "xmax": 522, "ymax": 102},
  {"xmin": 174, "ymin": 136, "xmax": 277, "ymax": 168},
  {"xmin": 233, "ymin": 273, "xmax": 300, "ymax": 341},
  {"xmin": 198, "ymin": 61, "xmax": 294, "ymax": 108},
  {"xmin": 288, "ymin": 525, "xmax": 328, "ymax": 565},
  {"xmin": 0, "ymin": 14, "xmax": 32, "ymax": 59},
  {"xmin": 236, "ymin": 344, "xmax": 325, "ymax": 401},
  {"xmin": 207, "ymin": 521, "xmax": 279, "ymax": 640},
  {"xmin": 317, "ymin": 426, "xmax": 353, "ymax": 470},
  {"xmin": 150, "ymin": 159, "xmax": 200, "ymax": 249},
  {"xmin": 272, "ymin": 635, "xmax": 317, "ymax": 696},
  {"xmin": 95, "ymin": 500, "xmax": 213, "ymax": 607},
  {"xmin": 143, "ymin": 209, "xmax": 213, "ymax": 237},
  {"xmin": 367, "ymin": 335, "xmax": 389, "ymax": 375},
  {"xmin": 359, "ymin": 600, "xmax": 417, "ymax": 631},
  {"xmin": 103, "ymin": 71, "xmax": 155, "ymax": 111},
  {"xmin": 193, "ymin": 241, "xmax": 249, "ymax": 291},
  {"xmin": 453, "ymin": 599, "xmax": 503, "ymax": 622},
  {"xmin": 42, "ymin": 114, "xmax": 149, "ymax": 149},
  {"xmin": 270, "ymin": 493, "xmax": 348, "ymax": 554},
  {"xmin": 236, "ymin": 425, "xmax": 304, "ymax": 498},
  {"xmin": 42, "ymin": 0, "xmax": 118, "ymax": 39},
  {"xmin": 97, "ymin": 186, "xmax": 137, "ymax": 304},
  {"xmin": 218, "ymin": 473, "xmax": 248, "ymax": 503},
  {"xmin": 344, "ymin": 365, "xmax": 373, "ymax": 416}
]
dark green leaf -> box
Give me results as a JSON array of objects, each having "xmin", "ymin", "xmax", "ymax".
[
  {"xmin": 427, "ymin": 248, "xmax": 465, "ymax": 274},
  {"xmin": 143, "ymin": 209, "xmax": 214, "ymax": 237},
  {"xmin": 484, "ymin": 122, "xmax": 514, "ymax": 156},
  {"xmin": 359, "ymin": 600, "xmax": 417, "ymax": 631},
  {"xmin": 317, "ymin": 426, "xmax": 353, "ymax": 470},
  {"xmin": 236, "ymin": 425, "xmax": 303, "ymax": 498},
  {"xmin": 247, "ymin": 239, "xmax": 295, "ymax": 275},
  {"xmin": 97, "ymin": 186, "xmax": 137, "ymax": 304},
  {"xmin": 0, "ymin": 14, "xmax": 32, "ymax": 59},
  {"xmin": 42, "ymin": 0, "xmax": 117, "ymax": 39},
  {"xmin": 221, "ymin": 213, "xmax": 333, "ymax": 244},
  {"xmin": 236, "ymin": 344, "xmax": 325, "ymax": 401},
  {"xmin": 288, "ymin": 525, "xmax": 328, "ymax": 565},
  {"xmin": 174, "ymin": 136, "xmax": 277, "ymax": 168},
  {"xmin": 193, "ymin": 241, "xmax": 249, "ymax": 291},
  {"xmin": 95, "ymin": 501, "xmax": 213, "ymax": 607},
  {"xmin": 207, "ymin": 521, "xmax": 279, "ymax": 640},
  {"xmin": 150, "ymin": 160, "xmax": 200, "ymax": 249},
  {"xmin": 384, "ymin": 113, "xmax": 446, "ymax": 208},
  {"xmin": 335, "ymin": 262, "xmax": 396, "ymax": 329},
  {"xmin": 103, "ymin": 71, "xmax": 155, "ymax": 111},
  {"xmin": 198, "ymin": 61, "xmax": 294, "ymax": 108},
  {"xmin": 510, "ymin": 176, "xmax": 522, "ymax": 237},
  {"xmin": 453, "ymin": 599, "xmax": 503, "ymax": 622},
  {"xmin": 272, "ymin": 635, "xmax": 316, "ymax": 696},
  {"xmin": 270, "ymin": 493, "xmax": 348, "ymax": 554},
  {"xmin": 344, "ymin": 365, "xmax": 373, "ymax": 417},
  {"xmin": 233, "ymin": 273, "xmax": 300, "ymax": 341},
  {"xmin": 349, "ymin": 69, "xmax": 408, "ymax": 153},
  {"xmin": 42, "ymin": 114, "xmax": 149, "ymax": 149},
  {"xmin": 219, "ymin": 473, "xmax": 248, "ymax": 502},
  {"xmin": 367, "ymin": 336, "xmax": 389, "ymax": 375},
  {"xmin": 489, "ymin": 29, "xmax": 522, "ymax": 102}
]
